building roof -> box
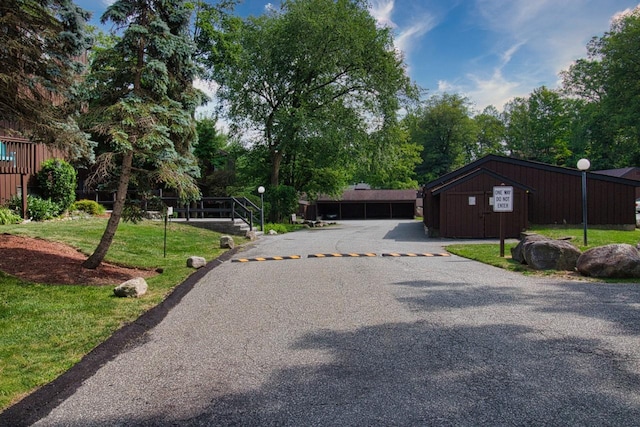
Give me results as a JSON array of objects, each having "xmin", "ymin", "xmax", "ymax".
[
  {"xmin": 424, "ymin": 154, "xmax": 640, "ymax": 190},
  {"xmin": 317, "ymin": 189, "xmax": 418, "ymax": 202},
  {"xmin": 430, "ymin": 168, "xmax": 535, "ymax": 195},
  {"xmin": 594, "ymin": 167, "xmax": 640, "ymax": 180}
]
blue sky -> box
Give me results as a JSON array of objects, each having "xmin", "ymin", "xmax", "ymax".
[{"xmin": 78, "ymin": 0, "xmax": 640, "ymax": 113}]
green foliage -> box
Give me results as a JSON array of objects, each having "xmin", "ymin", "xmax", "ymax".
[
  {"xmin": 195, "ymin": 116, "xmax": 234, "ymax": 195},
  {"xmin": 0, "ymin": 0, "xmax": 94, "ymax": 159},
  {"xmin": 472, "ymin": 106, "xmax": 507, "ymax": 160},
  {"xmin": 122, "ymin": 200, "xmax": 144, "ymax": 224},
  {"xmin": 7, "ymin": 195, "xmax": 60, "ymax": 221},
  {"xmin": 199, "ymin": 0, "xmax": 416, "ymax": 194},
  {"xmin": 407, "ymin": 93, "xmax": 476, "ymax": 183},
  {"xmin": 71, "ymin": 199, "xmax": 106, "ymax": 216},
  {"xmin": 36, "ymin": 158, "xmax": 77, "ymax": 214},
  {"xmin": 263, "ymin": 223, "xmax": 292, "ymax": 234},
  {"xmin": 560, "ymin": 7, "xmax": 640, "ymax": 169},
  {"xmin": 0, "ymin": 207, "xmax": 22, "ymax": 225},
  {"xmin": 80, "ymin": 0, "xmax": 205, "ymax": 267},
  {"xmin": 266, "ymin": 185, "xmax": 298, "ymax": 223},
  {"xmin": 503, "ymin": 87, "xmax": 572, "ymax": 166}
]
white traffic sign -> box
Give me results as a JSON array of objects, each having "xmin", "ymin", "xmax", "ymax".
[{"xmin": 493, "ymin": 186, "xmax": 514, "ymax": 212}]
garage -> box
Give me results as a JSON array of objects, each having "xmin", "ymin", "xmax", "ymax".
[{"xmin": 314, "ymin": 188, "xmax": 418, "ymax": 220}]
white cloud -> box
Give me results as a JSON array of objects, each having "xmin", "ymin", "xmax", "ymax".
[
  {"xmin": 369, "ymin": 0, "xmax": 396, "ymax": 29},
  {"xmin": 459, "ymin": 0, "xmax": 640, "ymax": 110},
  {"xmin": 368, "ymin": 0, "xmax": 435, "ymax": 75}
]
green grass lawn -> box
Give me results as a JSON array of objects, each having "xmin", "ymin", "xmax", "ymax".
[
  {"xmin": 0, "ymin": 218, "xmax": 243, "ymax": 411},
  {"xmin": 446, "ymin": 226, "xmax": 640, "ymax": 276}
]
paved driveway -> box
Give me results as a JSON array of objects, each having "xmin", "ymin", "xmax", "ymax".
[{"xmin": 18, "ymin": 220, "xmax": 640, "ymax": 425}]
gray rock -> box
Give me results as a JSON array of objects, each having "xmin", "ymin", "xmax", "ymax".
[
  {"xmin": 510, "ymin": 234, "xmax": 550, "ymax": 264},
  {"xmin": 577, "ymin": 244, "xmax": 640, "ymax": 278},
  {"xmin": 114, "ymin": 277, "xmax": 148, "ymax": 298},
  {"xmin": 245, "ymin": 230, "xmax": 257, "ymax": 241},
  {"xmin": 523, "ymin": 239, "xmax": 581, "ymax": 271},
  {"xmin": 220, "ymin": 235, "xmax": 235, "ymax": 249},
  {"xmin": 268, "ymin": 229, "xmax": 278, "ymax": 235},
  {"xmin": 187, "ymin": 256, "xmax": 206, "ymax": 269}
]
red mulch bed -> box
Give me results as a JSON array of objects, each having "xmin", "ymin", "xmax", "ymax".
[{"xmin": 0, "ymin": 234, "xmax": 156, "ymax": 286}]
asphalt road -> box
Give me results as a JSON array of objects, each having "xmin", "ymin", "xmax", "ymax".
[{"xmin": 18, "ymin": 220, "xmax": 640, "ymax": 425}]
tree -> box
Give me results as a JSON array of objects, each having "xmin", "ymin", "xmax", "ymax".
[
  {"xmin": 0, "ymin": 0, "xmax": 93, "ymax": 158},
  {"xmin": 194, "ymin": 116, "xmax": 235, "ymax": 196},
  {"xmin": 503, "ymin": 87, "xmax": 571, "ymax": 165},
  {"xmin": 351, "ymin": 124, "xmax": 422, "ymax": 189},
  {"xmin": 81, "ymin": 0, "xmax": 203, "ymax": 269},
  {"xmin": 407, "ymin": 93, "xmax": 476, "ymax": 183},
  {"xmin": 561, "ymin": 6, "xmax": 640, "ymax": 168},
  {"xmin": 198, "ymin": 0, "xmax": 415, "ymax": 200},
  {"xmin": 472, "ymin": 105, "xmax": 506, "ymax": 160}
]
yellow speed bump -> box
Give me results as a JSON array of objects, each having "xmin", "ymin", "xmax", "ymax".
[{"xmin": 232, "ymin": 255, "xmax": 301, "ymax": 262}]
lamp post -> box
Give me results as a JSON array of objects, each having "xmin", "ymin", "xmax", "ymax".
[
  {"xmin": 577, "ymin": 158, "xmax": 590, "ymax": 246},
  {"xmin": 258, "ymin": 186, "xmax": 265, "ymax": 232}
]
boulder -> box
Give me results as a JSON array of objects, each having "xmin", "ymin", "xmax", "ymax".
[
  {"xmin": 114, "ymin": 277, "xmax": 148, "ymax": 298},
  {"xmin": 523, "ymin": 239, "xmax": 581, "ymax": 271},
  {"xmin": 577, "ymin": 244, "xmax": 640, "ymax": 278},
  {"xmin": 187, "ymin": 256, "xmax": 206, "ymax": 269},
  {"xmin": 510, "ymin": 234, "xmax": 550, "ymax": 263},
  {"xmin": 220, "ymin": 235, "xmax": 235, "ymax": 249},
  {"xmin": 245, "ymin": 230, "xmax": 257, "ymax": 241},
  {"xmin": 268, "ymin": 229, "xmax": 278, "ymax": 235}
]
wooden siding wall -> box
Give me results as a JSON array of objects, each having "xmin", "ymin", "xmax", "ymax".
[
  {"xmin": 0, "ymin": 138, "xmax": 64, "ymax": 204},
  {"xmin": 437, "ymin": 173, "xmax": 528, "ymax": 238},
  {"xmin": 482, "ymin": 160, "xmax": 636, "ymax": 225}
]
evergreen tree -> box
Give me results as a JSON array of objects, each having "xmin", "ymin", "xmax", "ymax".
[
  {"xmin": 81, "ymin": 0, "xmax": 204, "ymax": 269},
  {"xmin": 0, "ymin": 0, "xmax": 93, "ymax": 158}
]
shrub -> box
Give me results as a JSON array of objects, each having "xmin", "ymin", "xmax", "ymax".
[
  {"xmin": 266, "ymin": 185, "xmax": 298, "ymax": 223},
  {"xmin": 71, "ymin": 199, "xmax": 106, "ymax": 216},
  {"xmin": 122, "ymin": 199, "xmax": 144, "ymax": 224},
  {"xmin": 0, "ymin": 207, "xmax": 22, "ymax": 224},
  {"xmin": 36, "ymin": 159, "xmax": 77, "ymax": 214},
  {"xmin": 7, "ymin": 195, "xmax": 60, "ymax": 221}
]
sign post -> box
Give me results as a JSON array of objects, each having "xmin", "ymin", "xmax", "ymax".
[{"xmin": 493, "ymin": 186, "xmax": 514, "ymax": 257}]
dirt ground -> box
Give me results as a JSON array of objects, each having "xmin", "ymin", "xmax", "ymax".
[{"xmin": 0, "ymin": 234, "xmax": 155, "ymax": 286}]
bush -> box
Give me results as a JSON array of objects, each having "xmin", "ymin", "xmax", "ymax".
[
  {"xmin": 0, "ymin": 207, "xmax": 22, "ymax": 224},
  {"xmin": 266, "ymin": 185, "xmax": 298, "ymax": 223},
  {"xmin": 7, "ymin": 195, "xmax": 60, "ymax": 221},
  {"xmin": 36, "ymin": 159, "xmax": 77, "ymax": 214},
  {"xmin": 263, "ymin": 222, "xmax": 303, "ymax": 234},
  {"xmin": 122, "ymin": 199, "xmax": 144, "ymax": 224},
  {"xmin": 71, "ymin": 199, "xmax": 106, "ymax": 216}
]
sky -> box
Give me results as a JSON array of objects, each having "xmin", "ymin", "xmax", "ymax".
[{"xmin": 77, "ymin": 0, "xmax": 640, "ymax": 113}]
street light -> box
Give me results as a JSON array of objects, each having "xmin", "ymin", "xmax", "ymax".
[
  {"xmin": 258, "ymin": 186, "xmax": 265, "ymax": 232},
  {"xmin": 577, "ymin": 158, "xmax": 590, "ymax": 246}
]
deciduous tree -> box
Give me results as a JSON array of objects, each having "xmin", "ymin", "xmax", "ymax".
[{"xmin": 198, "ymin": 0, "xmax": 415, "ymax": 199}]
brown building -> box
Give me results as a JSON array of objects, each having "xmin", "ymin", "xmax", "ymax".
[
  {"xmin": 423, "ymin": 155, "xmax": 639, "ymax": 238},
  {"xmin": 594, "ymin": 167, "xmax": 640, "ymax": 198},
  {"xmin": 313, "ymin": 187, "xmax": 419, "ymax": 220},
  {"xmin": 0, "ymin": 125, "xmax": 64, "ymax": 217}
]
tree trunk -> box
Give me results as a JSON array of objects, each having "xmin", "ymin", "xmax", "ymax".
[
  {"xmin": 82, "ymin": 151, "xmax": 134, "ymax": 269},
  {"xmin": 271, "ymin": 149, "xmax": 282, "ymax": 187}
]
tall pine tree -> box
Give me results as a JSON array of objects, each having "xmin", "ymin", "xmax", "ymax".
[
  {"xmin": 0, "ymin": 0, "xmax": 93, "ymax": 157},
  {"xmin": 81, "ymin": 0, "xmax": 203, "ymax": 269}
]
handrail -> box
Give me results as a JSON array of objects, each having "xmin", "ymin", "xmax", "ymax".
[{"xmin": 160, "ymin": 196, "xmax": 262, "ymax": 231}]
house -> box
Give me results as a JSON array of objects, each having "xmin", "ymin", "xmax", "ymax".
[
  {"xmin": 594, "ymin": 167, "xmax": 640, "ymax": 198},
  {"xmin": 423, "ymin": 155, "xmax": 639, "ymax": 238},
  {"xmin": 0, "ymin": 126, "xmax": 64, "ymax": 218},
  {"xmin": 311, "ymin": 186, "xmax": 419, "ymax": 220}
]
